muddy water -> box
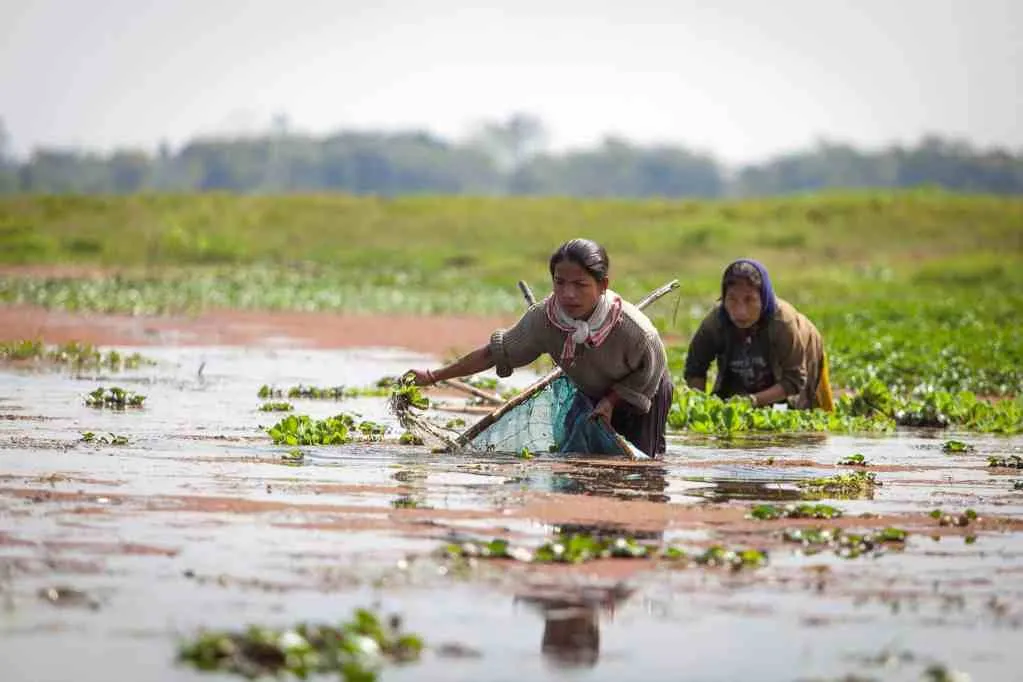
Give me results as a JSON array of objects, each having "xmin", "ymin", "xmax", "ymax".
[{"xmin": 1, "ymin": 347, "xmax": 1022, "ymax": 682}]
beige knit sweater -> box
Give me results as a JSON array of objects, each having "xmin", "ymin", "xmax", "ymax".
[{"xmin": 488, "ymin": 295, "xmax": 667, "ymax": 413}]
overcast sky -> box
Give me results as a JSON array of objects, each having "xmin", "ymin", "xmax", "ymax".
[{"xmin": 1, "ymin": 0, "xmax": 1020, "ymax": 163}]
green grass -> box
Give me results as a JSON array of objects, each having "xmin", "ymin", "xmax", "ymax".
[{"xmin": 2, "ymin": 190, "xmax": 1022, "ymax": 410}]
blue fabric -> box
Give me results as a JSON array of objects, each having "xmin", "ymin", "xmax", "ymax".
[
  {"xmin": 465, "ymin": 374, "xmax": 647, "ymax": 459},
  {"xmin": 718, "ymin": 258, "xmax": 778, "ymax": 325}
]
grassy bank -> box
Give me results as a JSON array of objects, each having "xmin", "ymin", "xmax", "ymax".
[{"xmin": 2, "ymin": 190, "xmax": 1022, "ymax": 398}]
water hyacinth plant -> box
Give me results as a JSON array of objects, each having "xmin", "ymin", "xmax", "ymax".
[
  {"xmin": 258, "ymin": 401, "xmax": 293, "ymax": 412},
  {"xmin": 748, "ymin": 503, "xmax": 843, "ymax": 520},
  {"xmin": 84, "ymin": 386, "xmax": 145, "ymax": 409},
  {"xmin": 1, "ymin": 339, "xmax": 153, "ymax": 371},
  {"xmin": 798, "ymin": 471, "xmax": 880, "ymax": 498},
  {"xmin": 669, "ymin": 389, "xmax": 892, "ymax": 435},
  {"xmin": 441, "ymin": 534, "xmax": 768, "ymax": 571},
  {"xmin": 837, "ymin": 453, "xmax": 869, "ymax": 466},
  {"xmin": 782, "ymin": 526, "xmax": 908, "ymax": 559},
  {"xmin": 177, "ymin": 608, "xmax": 424, "ymax": 680},
  {"xmin": 80, "ymin": 432, "xmax": 129, "ymax": 445},
  {"xmin": 265, "ymin": 413, "xmax": 389, "ymax": 446}
]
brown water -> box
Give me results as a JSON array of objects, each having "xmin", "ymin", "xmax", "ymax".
[{"xmin": 1, "ymin": 347, "xmax": 1022, "ymax": 682}]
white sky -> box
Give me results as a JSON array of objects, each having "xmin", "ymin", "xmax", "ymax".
[{"xmin": 1, "ymin": 0, "xmax": 1020, "ymax": 163}]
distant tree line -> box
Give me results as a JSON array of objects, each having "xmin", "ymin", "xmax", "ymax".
[{"xmin": 0, "ymin": 114, "xmax": 1020, "ymax": 197}]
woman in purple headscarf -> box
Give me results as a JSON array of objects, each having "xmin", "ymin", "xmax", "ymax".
[{"xmin": 684, "ymin": 259, "xmax": 834, "ymax": 411}]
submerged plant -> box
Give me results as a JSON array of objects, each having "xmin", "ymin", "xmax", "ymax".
[
  {"xmin": 84, "ymin": 386, "xmax": 145, "ymax": 409},
  {"xmin": 748, "ymin": 503, "xmax": 843, "ymax": 520},
  {"xmin": 177, "ymin": 608, "xmax": 424, "ymax": 679}
]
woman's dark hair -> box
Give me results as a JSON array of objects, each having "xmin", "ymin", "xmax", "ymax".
[
  {"xmin": 722, "ymin": 260, "xmax": 763, "ymax": 293},
  {"xmin": 549, "ymin": 238, "xmax": 610, "ymax": 282}
]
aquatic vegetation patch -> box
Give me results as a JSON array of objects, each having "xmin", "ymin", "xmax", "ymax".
[
  {"xmin": 84, "ymin": 386, "xmax": 146, "ymax": 409},
  {"xmin": 80, "ymin": 432, "xmax": 128, "ymax": 445},
  {"xmin": 941, "ymin": 439, "xmax": 973, "ymax": 454},
  {"xmin": 669, "ymin": 390, "xmax": 893, "ymax": 435},
  {"xmin": 836, "ymin": 453, "xmax": 869, "ymax": 466},
  {"xmin": 929, "ymin": 508, "xmax": 979, "ymax": 527},
  {"xmin": 748, "ymin": 503, "xmax": 843, "ymax": 520},
  {"xmin": 1, "ymin": 339, "xmax": 153, "ymax": 371},
  {"xmin": 177, "ymin": 608, "xmax": 424, "ymax": 680},
  {"xmin": 258, "ymin": 382, "xmax": 393, "ymax": 401},
  {"xmin": 987, "ymin": 455, "xmax": 1023, "ymax": 469},
  {"xmin": 398, "ymin": 432, "xmax": 424, "ymax": 445},
  {"xmin": 441, "ymin": 534, "xmax": 767, "ymax": 571},
  {"xmin": 280, "ymin": 448, "xmax": 304, "ymax": 465},
  {"xmin": 782, "ymin": 526, "xmax": 908, "ymax": 558},
  {"xmin": 258, "ymin": 401, "xmax": 293, "ymax": 412},
  {"xmin": 798, "ymin": 471, "xmax": 880, "ymax": 498},
  {"xmin": 265, "ymin": 413, "xmax": 388, "ymax": 446},
  {"xmin": 842, "ymin": 380, "xmax": 1023, "ymax": 434}
]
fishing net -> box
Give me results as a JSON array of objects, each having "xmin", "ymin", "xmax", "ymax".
[{"xmin": 462, "ymin": 375, "xmax": 647, "ymax": 459}]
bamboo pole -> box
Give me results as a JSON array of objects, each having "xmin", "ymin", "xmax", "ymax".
[
  {"xmin": 438, "ymin": 377, "xmax": 503, "ymax": 405},
  {"xmin": 455, "ymin": 279, "xmax": 679, "ymax": 448}
]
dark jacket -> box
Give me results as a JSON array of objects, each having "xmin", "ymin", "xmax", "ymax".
[{"xmin": 684, "ymin": 297, "xmax": 826, "ymax": 410}]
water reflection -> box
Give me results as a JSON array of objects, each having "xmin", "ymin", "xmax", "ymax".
[
  {"xmin": 679, "ymin": 478, "xmax": 806, "ymax": 503},
  {"xmin": 515, "ymin": 583, "xmax": 634, "ymax": 669},
  {"xmin": 518, "ymin": 462, "xmax": 669, "ymax": 503}
]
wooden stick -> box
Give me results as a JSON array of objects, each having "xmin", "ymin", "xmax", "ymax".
[
  {"xmin": 432, "ymin": 402, "xmax": 495, "ymax": 415},
  {"xmin": 438, "ymin": 378, "xmax": 503, "ymax": 405},
  {"xmin": 518, "ymin": 280, "xmax": 537, "ymax": 306},
  {"xmin": 456, "ymin": 279, "xmax": 679, "ymax": 448}
]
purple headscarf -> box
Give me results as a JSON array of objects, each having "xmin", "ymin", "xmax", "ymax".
[{"xmin": 718, "ymin": 258, "xmax": 778, "ymax": 325}]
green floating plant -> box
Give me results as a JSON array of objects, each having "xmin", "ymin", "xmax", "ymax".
[
  {"xmin": 398, "ymin": 432, "xmax": 424, "ymax": 445},
  {"xmin": 266, "ymin": 413, "xmax": 388, "ymax": 446},
  {"xmin": 441, "ymin": 534, "xmax": 767, "ymax": 571},
  {"xmin": 798, "ymin": 470, "xmax": 880, "ymax": 497},
  {"xmin": 988, "ymin": 455, "xmax": 1023, "ymax": 469},
  {"xmin": 669, "ymin": 389, "xmax": 893, "ymax": 435},
  {"xmin": 748, "ymin": 503, "xmax": 843, "ymax": 520},
  {"xmin": 1, "ymin": 339, "xmax": 153, "ymax": 371},
  {"xmin": 782, "ymin": 526, "xmax": 908, "ymax": 559},
  {"xmin": 837, "ymin": 453, "xmax": 869, "ymax": 466},
  {"xmin": 84, "ymin": 386, "xmax": 145, "ymax": 409},
  {"xmin": 177, "ymin": 608, "xmax": 424, "ymax": 680},
  {"xmin": 929, "ymin": 508, "xmax": 979, "ymax": 527},
  {"xmin": 80, "ymin": 431, "xmax": 129, "ymax": 445},
  {"xmin": 941, "ymin": 439, "xmax": 974, "ymax": 453},
  {"xmin": 258, "ymin": 401, "xmax": 293, "ymax": 412}
]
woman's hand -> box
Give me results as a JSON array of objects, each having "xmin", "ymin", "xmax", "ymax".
[
  {"xmin": 591, "ymin": 396, "xmax": 616, "ymax": 425},
  {"xmin": 404, "ymin": 369, "xmax": 437, "ymax": 386}
]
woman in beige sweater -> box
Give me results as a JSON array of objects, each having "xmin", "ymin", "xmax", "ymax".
[{"xmin": 405, "ymin": 238, "xmax": 673, "ymax": 456}]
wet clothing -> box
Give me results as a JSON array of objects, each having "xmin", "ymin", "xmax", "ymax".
[
  {"xmin": 684, "ymin": 259, "xmax": 832, "ymax": 411},
  {"xmin": 490, "ymin": 290, "xmax": 667, "ymax": 414},
  {"xmin": 489, "ymin": 290, "xmax": 671, "ymax": 456},
  {"xmin": 608, "ymin": 371, "xmax": 674, "ymax": 456}
]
